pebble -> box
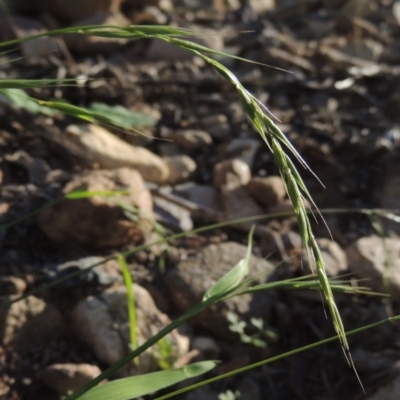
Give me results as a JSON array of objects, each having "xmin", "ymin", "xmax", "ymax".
[
  {"xmin": 165, "ymin": 130, "xmax": 212, "ymax": 151},
  {"xmin": 66, "ymin": 124, "xmax": 169, "ymax": 183},
  {"xmin": 213, "ymin": 159, "xmax": 251, "ymax": 188},
  {"xmin": 71, "ymin": 284, "xmax": 189, "ymax": 376},
  {"xmin": 247, "ymin": 176, "xmax": 286, "ymax": 208},
  {"xmin": 164, "ymin": 155, "xmax": 197, "ymax": 184},
  {"xmin": 42, "ymin": 363, "xmax": 102, "ymax": 395}
]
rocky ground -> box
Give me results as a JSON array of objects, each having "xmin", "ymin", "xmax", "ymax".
[{"xmin": 1, "ymin": 0, "xmax": 400, "ymax": 399}]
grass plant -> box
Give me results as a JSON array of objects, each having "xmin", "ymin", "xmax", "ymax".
[{"xmin": 1, "ymin": 19, "xmax": 399, "ymax": 399}]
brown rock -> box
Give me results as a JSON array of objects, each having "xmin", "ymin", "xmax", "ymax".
[
  {"xmin": 0, "ymin": 296, "xmax": 65, "ymax": 351},
  {"xmin": 213, "ymin": 159, "xmax": 251, "ymax": 189},
  {"xmin": 247, "ymin": 176, "xmax": 286, "ymax": 209},
  {"xmin": 164, "ymin": 242, "xmax": 276, "ymax": 338},
  {"xmin": 38, "ymin": 168, "xmax": 153, "ymax": 247},
  {"xmin": 66, "ymin": 124, "xmax": 169, "ymax": 183},
  {"xmin": 346, "ymin": 235, "xmax": 400, "ymax": 299},
  {"xmin": 42, "ymin": 363, "xmax": 101, "ymax": 395},
  {"xmin": 63, "ymin": 12, "xmax": 129, "ymax": 54},
  {"xmin": 71, "ymin": 284, "xmax": 189, "ymax": 376}
]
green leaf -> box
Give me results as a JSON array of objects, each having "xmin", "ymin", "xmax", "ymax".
[
  {"xmin": 0, "ymin": 88, "xmax": 57, "ymax": 115},
  {"xmin": 77, "ymin": 361, "xmax": 217, "ymax": 400},
  {"xmin": 88, "ymin": 103, "xmax": 157, "ymax": 128},
  {"xmin": 65, "ymin": 190, "xmax": 130, "ymax": 199},
  {"xmin": 203, "ymin": 226, "xmax": 254, "ymax": 301}
]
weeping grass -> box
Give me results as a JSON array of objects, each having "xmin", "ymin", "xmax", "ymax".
[{"xmin": 1, "ymin": 23, "xmax": 399, "ymax": 399}]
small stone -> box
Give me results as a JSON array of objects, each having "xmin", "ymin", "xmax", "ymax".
[
  {"xmin": 153, "ymin": 196, "xmax": 193, "ymax": 232},
  {"xmin": 146, "ymin": 27, "xmax": 223, "ymax": 60},
  {"xmin": 182, "ymin": 387, "xmax": 219, "ymax": 400},
  {"xmin": 364, "ymin": 374, "xmax": 400, "ymax": 400},
  {"xmin": 0, "ymin": 296, "xmax": 65, "ymax": 351},
  {"xmin": 165, "ymin": 130, "xmax": 212, "ymax": 150},
  {"xmin": 173, "ymin": 183, "xmax": 223, "ymax": 211},
  {"xmin": 222, "ymin": 138, "xmax": 261, "ymax": 168},
  {"xmin": 0, "ymin": 277, "xmax": 27, "ymax": 295},
  {"xmin": 346, "ymin": 235, "xmax": 400, "ymax": 299},
  {"xmin": 247, "ymin": 176, "xmax": 286, "ymax": 209},
  {"xmin": 164, "ymin": 242, "xmax": 276, "ymax": 338},
  {"xmin": 268, "ymin": 199, "xmax": 294, "ymax": 214},
  {"xmin": 303, "ymin": 239, "xmax": 348, "ymax": 277},
  {"xmin": 50, "ymin": 257, "xmax": 122, "ymax": 289},
  {"xmin": 191, "ymin": 336, "xmax": 220, "ymax": 359},
  {"xmin": 42, "ymin": 363, "xmax": 102, "ymax": 395},
  {"xmin": 164, "ymin": 155, "xmax": 197, "ymax": 184},
  {"xmin": 213, "ymin": 159, "xmax": 251, "ymax": 189},
  {"xmin": 338, "ymin": 40, "xmax": 384, "ymax": 62},
  {"xmin": 394, "ymin": 2, "xmax": 400, "ymax": 25},
  {"xmin": 5, "ymin": 150, "xmax": 50, "ymax": 184},
  {"xmin": 72, "ymin": 284, "xmax": 189, "ymax": 376},
  {"xmin": 12, "ymin": 16, "xmax": 59, "ymax": 58},
  {"xmin": 66, "ymin": 124, "xmax": 169, "ymax": 183},
  {"xmin": 341, "ymin": 0, "xmax": 377, "ymax": 19},
  {"xmin": 37, "ymin": 0, "xmax": 123, "ymax": 23},
  {"xmin": 38, "ymin": 168, "xmax": 153, "ymax": 247},
  {"xmin": 64, "ymin": 12, "xmax": 129, "ymax": 54},
  {"xmin": 237, "ymin": 376, "xmax": 262, "ymax": 400}
]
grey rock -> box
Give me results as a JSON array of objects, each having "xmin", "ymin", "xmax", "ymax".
[
  {"xmin": 346, "ymin": 235, "xmax": 400, "ymax": 299},
  {"xmin": 173, "ymin": 183, "xmax": 223, "ymax": 212},
  {"xmin": 49, "ymin": 256, "xmax": 121, "ymax": 288},
  {"xmin": 222, "ymin": 138, "xmax": 261, "ymax": 168},
  {"xmin": 42, "ymin": 363, "xmax": 102, "ymax": 395},
  {"xmin": 191, "ymin": 336, "xmax": 220, "ymax": 359},
  {"xmin": 72, "ymin": 284, "xmax": 189, "ymax": 376},
  {"xmin": 365, "ymin": 374, "xmax": 400, "ymax": 400},
  {"xmin": 153, "ymin": 195, "xmax": 193, "ymax": 232},
  {"xmin": 164, "ymin": 242, "xmax": 276, "ymax": 338}
]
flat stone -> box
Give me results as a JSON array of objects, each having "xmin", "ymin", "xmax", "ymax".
[
  {"xmin": 173, "ymin": 183, "xmax": 223, "ymax": 211},
  {"xmin": 66, "ymin": 124, "xmax": 169, "ymax": 183},
  {"xmin": 71, "ymin": 284, "xmax": 189, "ymax": 376},
  {"xmin": 164, "ymin": 242, "xmax": 276, "ymax": 338},
  {"xmin": 38, "ymin": 168, "xmax": 153, "ymax": 247}
]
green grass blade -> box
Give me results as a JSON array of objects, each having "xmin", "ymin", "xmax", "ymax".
[
  {"xmin": 117, "ymin": 255, "xmax": 137, "ymax": 351},
  {"xmin": 78, "ymin": 361, "xmax": 217, "ymax": 400},
  {"xmin": 203, "ymin": 226, "xmax": 254, "ymax": 301}
]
